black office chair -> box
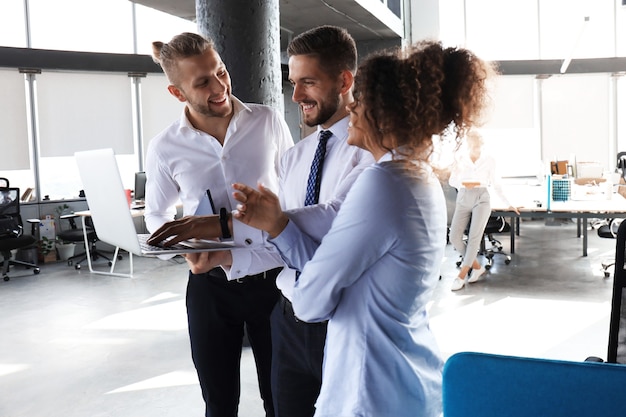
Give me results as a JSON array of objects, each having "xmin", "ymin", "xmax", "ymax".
[
  {"xmin": 596, "ymin": 152, "xmax": 626, "ymax": 278},
  {"xmin": 0, "ymin": 179, "xmax": 40, "ymax": 281},
  {"xmin": 456, "ymin": 215, "xmax": 512, "ymax": 270},
  {"xmin": 607, "ymin": 220, "xmax": 626, "ymax": 364},
  {"xmin": 57, "ymin": 213, "xmax": 120, "ymax": 270},
  {"xmin": 597, "ymin": 219, "xmax": 621, "ymax": 278},
  {"xmin": 481, "ymin": 215, "xmax": 512, "ymax": 269}
]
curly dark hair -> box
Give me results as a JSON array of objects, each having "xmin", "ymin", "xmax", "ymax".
[
  {"xmin": 152, "ymin": 32, "xmax": 215, "ymax": 86},
  {"xmin": 352, "ymin": 40, "xmax": 496, "ymax": 164}
]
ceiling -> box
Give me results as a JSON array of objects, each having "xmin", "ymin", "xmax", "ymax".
[{"xmin": 130, "ymin": 0, "xmax": 402, "ymax": 48}]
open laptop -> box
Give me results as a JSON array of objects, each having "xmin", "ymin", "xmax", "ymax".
[{"xmin": 74, "ymin": 148, "xmax": 235, "ymax": 256}]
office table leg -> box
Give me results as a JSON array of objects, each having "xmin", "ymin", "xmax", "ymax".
[
  {"xmin": 582, "ymin": 218, "xmax": 588, "ymax": 257},
  {"xmin": 80, "ymin": 216, "xmax": 133, "ymax": 278},
  {"xmin": 509, "ymin": 216, "xmax": 516, "ymax": 254},
  {"xmin": 81, "ymin": 216, "xmax": 94, "ymax": 273}
]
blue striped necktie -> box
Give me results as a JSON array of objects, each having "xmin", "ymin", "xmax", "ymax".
[{"xmin": 304, "ymin": 130, "xmax": 332, "ymax": 206}]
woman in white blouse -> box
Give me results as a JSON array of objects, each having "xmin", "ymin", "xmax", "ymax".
[
  {"xmin": 149, "ymin": 40, "xmax": 496, "ymax": 417},
  {"xmin": 449, "ymin": 131, "xmax": 519, "ymax": 291}
]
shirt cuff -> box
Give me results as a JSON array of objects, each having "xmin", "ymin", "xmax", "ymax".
[
  {"xmin": 268, "ymin": 219, "xmax": 300, "ymax": 253},
  {"xmin": 231, "ymin": 210, "xmax": 266, "ymax": 247},
  {"xmin": 227, "ymin": 248, "xmax": 251, "ymax": 280}
]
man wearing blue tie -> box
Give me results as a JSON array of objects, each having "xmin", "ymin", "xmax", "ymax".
[
  {"xmin": 149, "ymin": 25, "xmax": 374, "ymax": 417},
  {"xmin": 268, "ymin": 25, "xmax": 374, "ymax": 417}
]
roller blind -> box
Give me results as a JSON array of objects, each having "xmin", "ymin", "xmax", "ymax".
[
  {"xmin": 0, "ymin": 69, "xmax": 30, "ymax": 170},
  {"xmin": 36, "ymin": 72, "xmax": 134, "ymax": 157},
  {"xmin": 542, "ymin": 74, "xmax": 610, "ymax": 168},
  {"xmin": 140, "ymin": 74, "xmax": 184, "ymax": 152}
]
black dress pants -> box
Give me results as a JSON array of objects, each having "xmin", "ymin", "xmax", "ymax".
[
  {"xmin": 186, "ymin": 267, "xmax": 281, "ymax": 417},
  {"xmin": 270, "ymin": 294, "xmax": 328, "ymax": 417}
]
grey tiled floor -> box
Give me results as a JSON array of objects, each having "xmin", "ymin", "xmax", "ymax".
[{"xmin": 0, "ymin": 219, "xmax": 617, "ymax": 417}]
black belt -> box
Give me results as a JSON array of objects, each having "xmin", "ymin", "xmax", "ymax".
[
  {"xmin": 279, "ymin": 293, "xmax": 328, "ymax": 325},
  {"xmin": 207, "ymin": 266, "xmax": 282, "ymax": 284}
]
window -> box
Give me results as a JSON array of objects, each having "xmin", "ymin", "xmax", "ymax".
[
  {"xmin": 28, "ymin": 0, "xmax": 134, "ymax": 53},
  {"xmin": 0, "ymin": 0, "xmax": 27, "ymax": 48},
  {"xmin": 0, "ymin": 0, "xmax": 197, "ymax": 201}
]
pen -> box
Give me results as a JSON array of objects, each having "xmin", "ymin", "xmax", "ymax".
[{"xmin": 206, "ymin": 189, "xmax": 217, "ymax": 214}]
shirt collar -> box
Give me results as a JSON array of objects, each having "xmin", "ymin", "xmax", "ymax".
[
  {"xmin": 378, "ymin": 152, "xmax": 394, "ymax": 163},
  {"xmin": 318, "ymin": 116, "xmax": 350, "ymax": 141}
]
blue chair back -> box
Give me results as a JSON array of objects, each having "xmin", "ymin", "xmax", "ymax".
[{"xmin": 443, "ymin": 352, "xmax": 626, "ymax": 417}]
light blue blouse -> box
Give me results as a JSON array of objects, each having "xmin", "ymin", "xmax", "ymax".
[{"xmin": 271, "ymin": 153, "xmax": 446, "ymax": 417}]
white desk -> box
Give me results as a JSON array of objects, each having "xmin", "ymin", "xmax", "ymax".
[
  {"xmin": 492, "ymin": 194, "xmax": 626, "ymax": 256},
  {"xmin": 74, "ymin": 209, "xmax": 144, "ymax": 277}
]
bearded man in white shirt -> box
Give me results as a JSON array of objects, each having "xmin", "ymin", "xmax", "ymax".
[
  {"xmin": 267, "ymin": 25, "xmax": 374, "ymax": 417},
  {"xmin": 148, "ymin": 26, "xmax": 374, "ymax": 417},
  {"xmin": 145, "ymin": 32, "xmax": 293, "ymax": 417}
]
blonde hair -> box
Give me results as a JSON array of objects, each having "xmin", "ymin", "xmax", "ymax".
[{"xmin": 152, "ymin": 32, "xmax": 215, "ymax": 85}]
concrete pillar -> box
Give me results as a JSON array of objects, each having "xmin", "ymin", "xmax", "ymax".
[{"xmin": 195, "ymin": 0, "xmax": 282, "ymax": 109}]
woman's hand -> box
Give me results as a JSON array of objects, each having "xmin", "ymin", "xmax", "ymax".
[
  {"xmin": 232, "ymin": 183, "xmax": 289, "ymax": 238},
  {"xmin": 148, "ymin": 215, "xmax": 222, "ymax": 247},
  {"xmin": 509, "ymin": 206, "xmax": 521, "ymax": 215},
  {"xmin": 184, "ymin": 250, "xmax": 232, "ymax": 274}
]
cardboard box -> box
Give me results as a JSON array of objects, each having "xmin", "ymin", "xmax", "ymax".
[{"xmin": 38, "ymin": 251, "xmax": 57, "ymax": 263}]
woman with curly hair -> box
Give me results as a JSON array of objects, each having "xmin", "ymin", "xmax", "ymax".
[
  {"xmin": 149, "ymin": 40, "xmax": 494, "ymax": 416},
  {"xmin": 228, "ymin": 40, "xmax": 494, "ymax": 417}
]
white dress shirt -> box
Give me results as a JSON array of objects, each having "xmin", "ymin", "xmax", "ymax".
[
  {"xmin": 144, "ymin": 96, "xmax": 294, "ymax": 279},
  {"xmin": 449, "ymin": 151, "xmax": 512, "ymax": 207},
  {"xmin": 276, "ymin": 116, "xmax": 374, "ymax": 301},
  {"xmin": 275, "ymin": 153, "xmax": 446, "ymax": 417}
]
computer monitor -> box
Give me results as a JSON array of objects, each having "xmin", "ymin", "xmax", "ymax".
[
  {"xmin": 134, "ymin": 171, "xmax": 146, "ymax": 202},
  {"xmin": 0, "ymin": 188, "xmax": 19, "ymax": 215}
]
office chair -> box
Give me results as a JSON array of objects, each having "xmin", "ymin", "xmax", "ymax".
[
  {"xmin": 596, "ymin": 219, "xmax": 622, "ymax": 278},
  {"xmin": 443, "ymin": 351, "xmax": 626, "ymax": 417},
  {"xmin": 607, "ymin": 220, "xmax": 626, "ymax": 364},
  {"xmin": 595, "ymin": 152, "xmax": 626, "ymax": 278},
  {"xmin": 456, "ymin": 215, "xmax": 512, "ymax": 270},
  {"xmin": 57, "ymin": 213, "xmax": 120, "ymax": 270},
  {"xmin": 0, "ymin": 180, "xmax": 41, "ymax": 281}
]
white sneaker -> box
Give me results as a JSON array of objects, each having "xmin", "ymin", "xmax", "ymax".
[
  {"xmin": 468, "ymin": 266, "xmax": 486, "ymax": 283},
  {"xmin": 451, "ymin": 277, "xmax": 466, "ymax": 291}
]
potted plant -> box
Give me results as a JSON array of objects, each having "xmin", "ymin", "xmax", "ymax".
[
  {"xmin": 55, "ymin": 236, "xmax": 76, "ymax": 261},
  {"xmin": 38, "ymin": 235, "xmax": 56, "ymax": 262}
]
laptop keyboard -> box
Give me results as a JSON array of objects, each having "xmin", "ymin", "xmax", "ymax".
[{"xmin": 138, "ymin": 234, "xmax": 189, "ymax": 252}]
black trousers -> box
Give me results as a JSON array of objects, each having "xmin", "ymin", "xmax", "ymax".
[
  {"xmin": 271, "ymin": 294, "xmax": 328, "ymax": 417},
  {"xmin": 186, "ymin": 267, "xmax": 282, "ymax": 417}
]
